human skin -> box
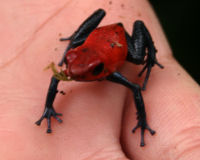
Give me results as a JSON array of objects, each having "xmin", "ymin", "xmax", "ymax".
[{"xmin": 1, "ymin": 0, "xmax": 200, "ymax": 159}]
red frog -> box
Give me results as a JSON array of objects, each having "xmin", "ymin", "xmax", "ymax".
[
  {"xmin": 36, "ymin": 9, "xmax": 163, "ymax": 147},
  {"xmin": 66, "ymin": 23, "xmax": 128, "ymax": 81}
]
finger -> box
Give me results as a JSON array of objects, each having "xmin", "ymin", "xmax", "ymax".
[
  {"xmin": 122, "ymin": 57, "xmax": 200, "ymax": 159},
  {"xmin": 119, "ymin": 1, "xmax": 200, "ymax": 160}
]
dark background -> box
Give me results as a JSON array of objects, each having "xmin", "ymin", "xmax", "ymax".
[{"xmin": 149, "ymin": 0, "xmax": 199, "ymax": 84}]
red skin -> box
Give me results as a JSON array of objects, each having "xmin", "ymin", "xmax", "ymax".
[{"xmin": 65, "ymin": 23, "xmax": 128, "ymax": 81}]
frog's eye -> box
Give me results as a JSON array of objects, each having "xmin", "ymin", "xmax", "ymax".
[{"xmin": 92, "ymin": 63, "xmax": 104, "ymax": 76}]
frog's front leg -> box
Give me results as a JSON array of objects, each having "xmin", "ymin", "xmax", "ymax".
[
  {"xmin": 107, "ymin": 72, "xmax": 155, "ymax": 146},
  {"xmin": 35, "ymin": 77, "xmax": 62, "ymax": 133}
]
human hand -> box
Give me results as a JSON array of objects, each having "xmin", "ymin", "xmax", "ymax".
[{"xmin": 1, "ymin": 0, "xmax": 200, "ymax": 159}]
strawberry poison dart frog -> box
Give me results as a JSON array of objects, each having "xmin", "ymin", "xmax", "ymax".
[{"xmin": 35, "ymin": 9, "xmax": 163, "ymax": 146}]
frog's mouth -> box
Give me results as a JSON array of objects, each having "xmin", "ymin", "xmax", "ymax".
[{"xmin": 44, "ymin": 62, "xmax": 73, "ymax": 81}]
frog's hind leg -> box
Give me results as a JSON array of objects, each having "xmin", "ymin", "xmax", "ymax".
[
  {"xmin": 125, "ymin": 20, "xmax": 163, "ymax": 90},
  {"xmin": 58, "ymin": 9, "xmax": 106, "ymax": 66}
]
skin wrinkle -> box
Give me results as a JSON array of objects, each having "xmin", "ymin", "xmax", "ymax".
[
  {"xmin": 175, "ymin": 145, "xmax": 200, "ymax": 160},
  {"xmin": 120, "ymin": 93, "xmax": 134, "ymax": 159},
  {"xmin": 81, "ymin": 144, "xmax": 128, "ymax": 160},
  {"xmin": 0, "ymin": 0, "xmax": 72, "ymax": 69},
  {"xmin": 163, "ymin": 126, "xmax": 200, "ymax": 160}
]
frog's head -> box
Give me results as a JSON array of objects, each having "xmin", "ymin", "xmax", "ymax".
[{"xmin": 65, "ymin": 47, "xmax": 108, "ymax": 81}]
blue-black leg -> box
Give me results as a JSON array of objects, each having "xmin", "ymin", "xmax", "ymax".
[
  {"xmin": 107, "ymin": 72, "xmax": 155, "ymax": 146},
  {"xmin": 126, "ymin": 20, "xmax": 163, "ymax": 90},
  {"xmin": 35, "ymin": 77, "xmax": 62, "ymax": 133},
  {"xmin": 58, "ymin": 9, "xmax": 106, "ymax": 66}
]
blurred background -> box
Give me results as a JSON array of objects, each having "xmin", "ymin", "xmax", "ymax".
[{"xmin": 149, "ymin": 0, "xmax": 199, "ymax": 84}]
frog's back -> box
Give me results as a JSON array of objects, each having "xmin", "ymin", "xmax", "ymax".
[{"xmin": 84, "ymin": 23, "xmax": 128, "ymax": 71}]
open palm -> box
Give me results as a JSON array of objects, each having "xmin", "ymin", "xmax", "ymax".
[{"xmin": 1, "ymin": 0, "xmax": 200, "ymax": 159}]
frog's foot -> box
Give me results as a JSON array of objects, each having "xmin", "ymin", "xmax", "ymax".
[
  {"xmin": 35, "ymin": 107, "xmax": 62, "ymax": 133},
  {"xmin": 132, "ymin": 119, "xmax": 155, "ymax": 147}
]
